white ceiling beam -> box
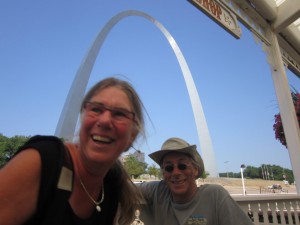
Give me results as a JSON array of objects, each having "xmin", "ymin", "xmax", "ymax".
[
  {"xmin": 281, "ymin": 25, "xmax": 300, "ymax": 50},
  {"xmin": 273, "ymin": 1, "xmax": 300, "ymax": 33},
  {"xmin": 249, "ymin": 0, "xmax": 277, "ymax": 21}
]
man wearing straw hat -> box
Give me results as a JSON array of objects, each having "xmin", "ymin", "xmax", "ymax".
[{"xmin": 138, "ymin": 137, "xmax": 253, "ymax": 225}]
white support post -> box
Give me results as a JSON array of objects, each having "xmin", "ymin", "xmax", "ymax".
[{"xmin": 268, "ymin": 32, "xmax": 300, "ymax": 193}]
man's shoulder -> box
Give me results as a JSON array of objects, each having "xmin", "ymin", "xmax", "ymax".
[
  {"xmin": 139, "ymin": 180, "xmax": 170, "ymax": 195},
  {"xmin": 198, "ymin": 183, "xmax": 228, "ymax": 194},
  {"xmin": 139, "ymin": 180, "xmax": 165, "ymax": 188}
]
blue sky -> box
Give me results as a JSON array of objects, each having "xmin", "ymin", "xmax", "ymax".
[{"xmin": 1, "ymin": 0, "xmax": 299, "ymax": 173}]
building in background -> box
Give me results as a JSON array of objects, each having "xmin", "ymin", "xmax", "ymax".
[{"xmin": 120, "ymin": 149, "xmax": 145, "ymax": 164}]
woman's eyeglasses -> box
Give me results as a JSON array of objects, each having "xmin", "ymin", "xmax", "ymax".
[{"xmin": 163, "ymin": 163, "xmax": 190, "ymax": 173}]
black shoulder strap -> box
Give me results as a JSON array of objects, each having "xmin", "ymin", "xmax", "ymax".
[{"xmin": 18, "ymin": 135, "xmax": 74, "ymax": 225}]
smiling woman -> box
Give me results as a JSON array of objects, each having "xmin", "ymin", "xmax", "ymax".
[{"xmin": 0, "ymin": 77, "xmax": 146, "ymax": 225}]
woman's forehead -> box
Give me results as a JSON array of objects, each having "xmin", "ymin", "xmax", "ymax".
[{"xmin": 91, "ymin": 87, "xmax": 131, "ymax": 107}]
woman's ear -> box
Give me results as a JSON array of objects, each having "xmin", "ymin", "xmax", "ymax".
[
  {"xmin": 129, "ymin": 131, "xmax": 138, "ymax": 149},
  {"xmin": 194, "ymin": 166, "xmax": 199, "ymax": 178}
]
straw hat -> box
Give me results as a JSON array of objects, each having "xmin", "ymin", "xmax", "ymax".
[{"xmin": 149, "ymin": 137, "xmax": 204, "ymax": 178}]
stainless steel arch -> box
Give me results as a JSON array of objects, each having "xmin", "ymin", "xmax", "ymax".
[{"xmin": 55, "ymin": 10, "xmax": 219, "ymax": 177}]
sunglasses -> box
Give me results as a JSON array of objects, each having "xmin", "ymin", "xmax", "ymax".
[{"xmin": 163, "ymin": 163, "xmax": 190, "ymax": 173}]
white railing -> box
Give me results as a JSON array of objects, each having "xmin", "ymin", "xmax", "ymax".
[
  {"xmin": 234, "ymin": 194, "xmax": 300, "ymax": 225},
  {"xmin": 131, "ymin": 194, "xmax": 300, "ymax": 225}
]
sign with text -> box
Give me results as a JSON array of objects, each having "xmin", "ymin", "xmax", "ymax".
[{"xmin": 188, "ymin": 0, "xmax": 242, "ymax": 39}]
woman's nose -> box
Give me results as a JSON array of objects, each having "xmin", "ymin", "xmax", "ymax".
[{"xmin": 96, "ymin": 110, "xmax": 114, "ymax": 125}]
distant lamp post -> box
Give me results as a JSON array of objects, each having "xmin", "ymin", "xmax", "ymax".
[
  {"xmin": 240, "ymin": 164, "xmax": 246, "ymax": 196},
  {"xmin": 224, "ymin": 161, "xmax": 229, "ymax": 178}
]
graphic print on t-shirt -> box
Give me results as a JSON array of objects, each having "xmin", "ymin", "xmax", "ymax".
[{"xmin": 184, "ymin": 214, "xmax": 207, "ymax": 225}]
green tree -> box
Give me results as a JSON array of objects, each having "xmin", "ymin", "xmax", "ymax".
[
  {"xmin": 261, "ymin": 164, "xmax": 294, "ymax": 184},
  {"xmin": 0, "ymin": 134, "xmax": 31, "ymax": 168},
  {"xmin": 244, "ymin": 166, "xmax": 260, "ymax": 179},
  {"xmin": 147, "ymin": 164, "xmax": 161, "ymax": 179},
  {"xmin": 219, "ymin": 164, "xmax": 294, "ymax": 184},
  {"xmin": 200, "ymin": 171, "xmax": 208, "ymax": 180},
  {"xmin": 124, "ymin": 155, "xmax": 147, "ymax": 179},
  {"xmin": 0, "ymin": 134, "xmax": 9, "ymax": 167}
]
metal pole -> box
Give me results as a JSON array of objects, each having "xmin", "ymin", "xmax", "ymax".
[
  {"xmin": 241, "ymin": 165, "xmax": 246, "ymax": 196},
  {"xmin": 224, "ymin": 161, "xmax": 229, "ymax": 178},
  {"xmin": 261, "ymin": 166, "xmax": 265, "ymax": 180}
]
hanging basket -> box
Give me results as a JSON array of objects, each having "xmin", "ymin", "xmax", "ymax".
[{"xmin": 273, "ymin": 91, "xmax": 300, "ymax": 148}]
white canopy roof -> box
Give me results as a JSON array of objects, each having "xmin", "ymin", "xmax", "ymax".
[{"xmin": 227, "ymin": 0, "xmax": 300, "ymax": 77}]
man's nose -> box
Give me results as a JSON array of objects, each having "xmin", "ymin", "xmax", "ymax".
[{"xmin": 171, "ymin": 166, "xmax": 182, "ymax": 174}]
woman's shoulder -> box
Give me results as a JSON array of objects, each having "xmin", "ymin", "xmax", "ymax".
[
  {"xmin": 19, "ymin": 135, "xmax": 67, "ymax": 165},
  {"xmin": 1, "ymin": 148, "xmax": 41, "ymax": 173},
  {"xmin": 2, "ymin": 135, "xmax": 65, "ymax": 180}
]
